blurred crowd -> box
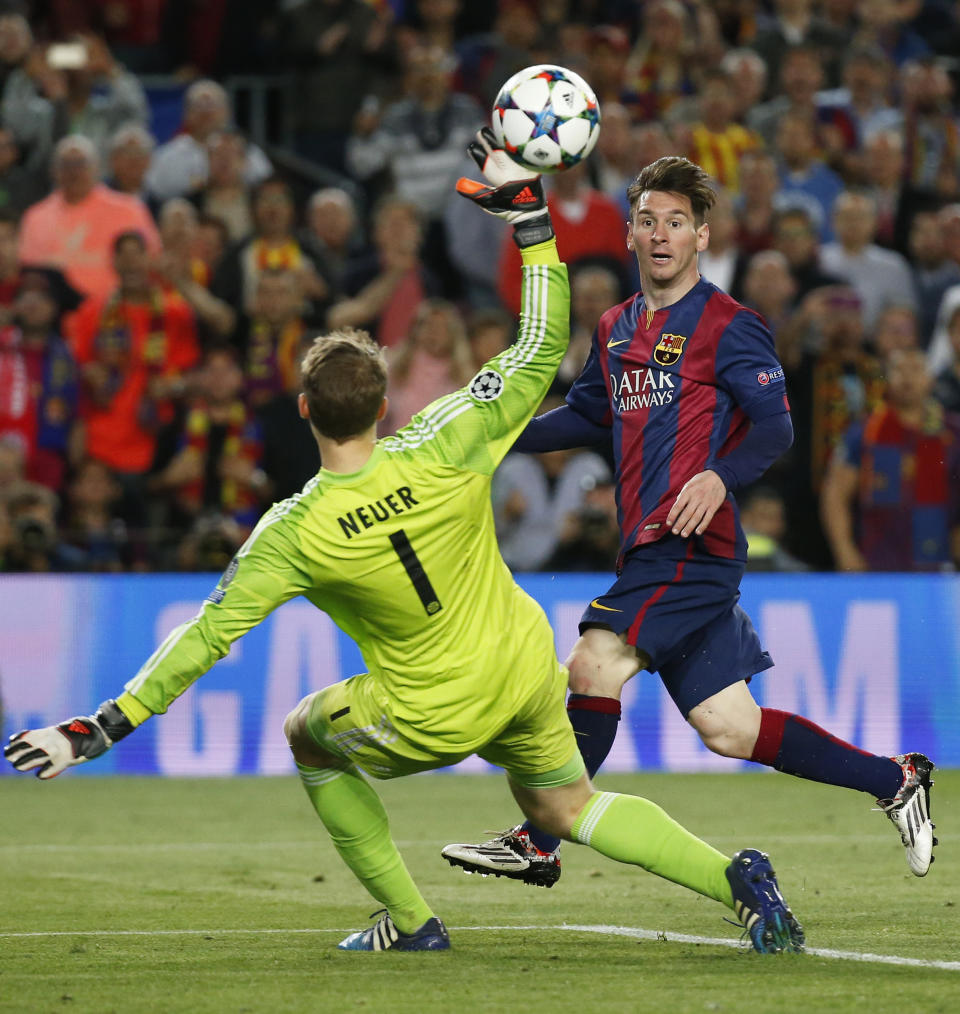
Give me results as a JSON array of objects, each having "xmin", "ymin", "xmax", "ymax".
[{"xmin": 0, "ymin": 0, "xmax": 958, "ymax": 575}]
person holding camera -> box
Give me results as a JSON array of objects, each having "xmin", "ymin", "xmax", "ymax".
[{"xmin": 2, "ymin": 479, "xmax": 84, "ymax": 571}]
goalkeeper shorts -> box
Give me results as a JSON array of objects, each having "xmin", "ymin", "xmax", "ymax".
[{"xmin": 302, "ymin": 663, "xmax": 584, "ymax": 789}]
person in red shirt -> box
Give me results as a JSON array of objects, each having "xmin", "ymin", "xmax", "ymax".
[
  {"xmin": 497, "ymin": 164, "xmax": 630, "ymax": 315},
  {"xmin": 68, "ymin": 230, "xmax": 199, "ymax": 528},
  {"xmin": 0, "ymin": 269, "xmax": 82, "ymax": 493}
]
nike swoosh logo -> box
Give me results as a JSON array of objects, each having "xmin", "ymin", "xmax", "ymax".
[
  {"xmin": 589, "ymin": 599, "xmax": 622, "ymax": 612},
  {"xmin": 607, "ymin": 339, "xmax": 630, "ymax": 349}
]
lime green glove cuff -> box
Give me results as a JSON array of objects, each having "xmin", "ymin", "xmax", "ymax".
[
  {"xmin": 115, "ymin": 692, "xmax": 153, "ymax": 727},
  {"xmin": 519, "ymin": 238, "xmax": 560, "ymax": 266}
]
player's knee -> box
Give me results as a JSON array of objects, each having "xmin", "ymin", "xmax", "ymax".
[
  {"xmin": 283, "ymin": 694, "xmax": 317, "ymax": 754},
  {"xmin": 566, "ymin": 642, "xmax": 638, "ymax": 697}
]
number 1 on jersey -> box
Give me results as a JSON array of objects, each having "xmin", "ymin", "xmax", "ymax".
[{"xmin": 389, "ymin": 529, "xmax": 442, "ymax": 615}]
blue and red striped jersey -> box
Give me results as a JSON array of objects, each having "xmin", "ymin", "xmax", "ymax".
[{"xmin": 566, "ymin": 278, "xmax": 789, "ymax": 561}]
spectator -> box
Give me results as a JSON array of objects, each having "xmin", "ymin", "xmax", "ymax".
[
  {"xmin": 0, "ymin": 268, "xmax": 82, "ymax": 492},
  {"xmin": 591, "ymin": 103, "xmax": 637, "ymax": 219},
  {"xmin": 466, "ymin": 306, "xmax": 513, "ymax": 371},
  {"xmin": 175, "ymin": 511, "xmax": 245, "ymax": 572},
  {"xmin": 779, "ymin": 285, "xmax": 887, "ymax": 567},
  {"xmin": 145, "ymin": 80, "xmax": 272, "ymax": 204},
  {"xmin": 741, "ymin": 250, "xmax": 798, "ymax": 338},
  {"xmin": 155, "ymin": 198, "xmax": 236, "ymax": 343},
  {"xmin": 303, "ymin": 186, "xmax": 360, "ymax": 297},
  {"xmin": 0, "ymin": 209, "xmax": 20, "ymax": 324},
  {"xmin": 853, "ymin": 0, "xmax": 931, "ymax": 66},
  {"xmin": 900, "ymin": 59, "xmax": 960, "ymax": 200},
  {"xmin": 720, "ymin": 48, "xmax": 768, "ymax": 126},
  {"xmin": 0, "ymin": 127, "xmax": 43, "ymax": 217},
  {"xmin": 735, "ymin": 148, "xmax": 781, "ymax": 255},
  {"xmin": 455, "ymin": 0, "xmax": 543, "ymax": 110},
  {"xmin": 497, "ymin": 163, "xmax": 629, "ymax": 316},
  {"xmin": 195, "ymin": 213, "xmax": 230, "ymax": 280},
  {"xmin": 149, "ymin": 344, "xmax": 270, "ymax": 539},
  {"xmin": 584, "ymin": 26, "xmax": 635, "ymax": 113},
  {"xmin": 932, "ymin": 302, "xmax": 960, "ymax": 414},
  {"xmin": 234, "ymin": 268, "xmax": 307, "ymax": 410},
  {"xmin": 748, "ymin": 43, "xmax": 829, "ymax": 149},
  {"xmin": 211, "ymin": 176, "xmax": 328, "ymax": 322},
  {"xmin": 928, "ymin": 282, "xmax": 960, "ymax": 378},
  {"xmin": 908, "ymin": 208, "xmax": 960, "ymax": 349},
  {"xmin": 862, "ymin": 127, "xmax": 914, "ymax": 253},
  {"xmin": 686, "ymin": 68, "xmax": 761, "ymax": 194},
  {"xmin": 750, "ymin": 0, "xmax": 848, "ymax": 97},
  {"xmin": 62, "ymin": 457, "xmax": 126, "ymax": 571},
  {"xmin": 547, "ymin": 475, "xmax": 621, "ymax": 572},
  {"xmin": 940, "ymin": 203, "xmax": 960, "ymax": 273},
  {"xmin": 624, "ymin": 0, "xmax": 697, "ymax": 121},
  {"xmin": 0, "ymin": 432, "xmax": 24, "ymax": 491},
  {"xmin": 3, "ymin": 479, "xmax": 86, "ymax": 571},
  {"xmin": 67, "ymin": 230, "xmax": 199, "ymax": 525},
  {"xmin": 773, "ymin": 109, "xmax": 845, "ymax": 243},
  {"xmin": 19, "ymin": 135, "xmax": 160, "ymax": 302},
  {"xmin": 493, "ymin": 438, "xmax": 611, "ymax": 572},
  {"xmin": 739, "ymin": 485, "xmax": 810, "ymax": 572},
  {"xmin": 256, "ymin": 334, "xmax": 321, "ymax": 502},
  {"xmin": 819, "ymin": 189, "xmax": 917, "ymax": 329},
  {"xmin": 816, "ymin": 43, "xmax": 902, "ymax": 179},
  {"xmin": 698, "ymin": 187, "xmax": 745, "ymax": 297},
  {"xmin": 0, "ymin": 13, "xmax": 58, "ymax": 175},
  {"xmin": 871, "ymin": 303, "xmax": 920, "ymax": 359},
  {"xmin": 772, "ymin": 205, "xmax": 844, "ymax": 303},
  {"xmin": 821, "ymin": 346, "xmax": 960, "ymax": 571},
  {"xmin": 105, "ymin": 123, "xmax": 155, "ymax": 205},
  {"xmin": 555, "ymin": 264, "xmax": 620, "ymax": 396},
  {"xmin": 196, "ymin": 129, "xmax": 254, "ymax": 244},
  {"xmin": 331, "ymin": 195, "xmax": 439, "ymax": 348},
  {"xmin": 50, "ymin": 34, "xmax": 149, "ymax": 163},
  {"xmin": 347, "ymin": 43, "xmax": 483, "ymax": 289},
  {"xmin": 284, "ymin": 0, "xmax": 398, "ymax": 173},
  {"xmin": 382, "ymin": 299, "xmax": 474, "ymax": 434}
]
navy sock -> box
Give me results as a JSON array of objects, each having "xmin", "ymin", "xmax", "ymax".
[
  {"xmin": 525, "ymin": 694, "xmax": 621, "ymax": 853},
  {"xmin": 750, "ymin": 708, "xmax": 903, "ymax": 800}
]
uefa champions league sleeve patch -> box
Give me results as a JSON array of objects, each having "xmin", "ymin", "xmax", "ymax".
[
  {"xmin": 468, "ymin": 369, "xmax": 505, "ymax": 402},
  {"xmin": 206, "ymin": 557, "xmax": 239, "ymax": 604}
]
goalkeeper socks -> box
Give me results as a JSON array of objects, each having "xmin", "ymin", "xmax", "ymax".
[
  {"xmin": 571, "ymin": 790, "xmax": 733, "ymax": 909},
  {"xmin": 750, "ymin": 708, "xmax": 904, "ymax": 800},
  {"xmin": 526, "ymin": 695, "xmax": 621, "ymax": 853},
  {"xmin": 296, "ymin": 763, "xmax": 434, "ymax": 934}
]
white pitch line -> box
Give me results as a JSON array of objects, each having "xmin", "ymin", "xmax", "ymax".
[
  {"xmin": 0, "ymin": 924, "xmax": 957, "ymax": 971},
  {"xmin": 0, "ymin": 833, "xmax": 895, "ymax": 853}
]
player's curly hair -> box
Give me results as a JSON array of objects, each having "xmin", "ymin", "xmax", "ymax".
[
  {"xmin": 626, "ymin": 157, "xmax": 716, "ymax": 226},
  {"xmin": 301, "ymin": 328, "xmax": 387, "ymax": 441}
]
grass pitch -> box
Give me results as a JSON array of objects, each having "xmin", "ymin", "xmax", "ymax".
[{"xmin": 1, "ymin": 771, "xmax": 957, "ymax": 1014}]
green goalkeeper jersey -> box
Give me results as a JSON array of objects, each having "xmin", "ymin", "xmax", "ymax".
[{"xmin": 123, "ymin": 254, "xmax": 570, "ymax": 754}]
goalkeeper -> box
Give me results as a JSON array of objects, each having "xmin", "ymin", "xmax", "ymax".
[{"xmin": 5, "ymin": 129, "xmax": 803, "ymax": 955}]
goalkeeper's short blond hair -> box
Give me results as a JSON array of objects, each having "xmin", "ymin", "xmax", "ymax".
[{"xmin": 300, "ymin": 329, "xmax": 387, "ymax": 442}]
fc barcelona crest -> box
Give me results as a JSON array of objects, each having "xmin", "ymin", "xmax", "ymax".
[{"xmin": 653, "ymin": 333, "xmax": 687, "ymax": 366}]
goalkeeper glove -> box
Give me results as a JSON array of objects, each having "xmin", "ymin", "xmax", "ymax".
[
  {"xmin": 456, "ymin": 126, "xmax": 554, "ymax": 248},
  {"xmin": 4, "ymin": 699, "xmax": 136, "ymax": 779}
]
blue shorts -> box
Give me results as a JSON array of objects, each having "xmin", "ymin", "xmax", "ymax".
[{"xmin": 579, "ymin": 535, "xmax": 773, "ymax": 716}]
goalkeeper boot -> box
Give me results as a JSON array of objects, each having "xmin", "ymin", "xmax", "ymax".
[
  {"xmin": 725, "ymin": 849, "xmax": 805, "ymax": 954},
  {"xmin": 877, "ymin": 752, "xmax": 937, "ymax": 877},
  {"xmin": 337, "ymin": 910, "xmax": 450, "ymax": 952},
  {"xmin": 441, "ymin": 826, "xmax": 561, "ymax": 887}
]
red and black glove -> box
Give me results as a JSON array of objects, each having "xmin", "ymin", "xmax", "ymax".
[{"xmin": 456, "ymin": 127, "xmax": 554, "ymax": 248}]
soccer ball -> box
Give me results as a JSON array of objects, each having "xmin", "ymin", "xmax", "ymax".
[{"xmin": 492, "ymin": 64, "xmax": 601, "ymax": 174}]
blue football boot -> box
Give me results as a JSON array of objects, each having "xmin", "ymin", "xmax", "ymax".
[
  {"xmin": 338, "ymin": 910, "xmax": 450, "ymax": 951},
  {"xmin": 725, "ymin": 849, "xmax": 805, "ymax": 954}
]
